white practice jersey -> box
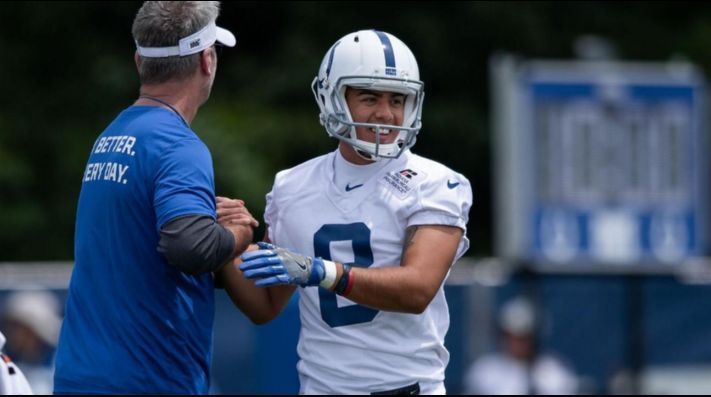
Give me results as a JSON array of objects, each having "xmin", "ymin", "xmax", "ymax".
[
  {"xmin": 0, "ymin": 332, "xmax": 33, "ymax": 395},
  {"xmin": 265, "ymin": 150, "xmax": 472, "ymax": 394}
]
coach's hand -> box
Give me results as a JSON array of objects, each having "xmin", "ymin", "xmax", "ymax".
[
  {"xmin": 216, "ymin": 196, "xmax": 259, "ymax": 228},
  {"xmin": 216, "ymin": 197, "xmax": 258, "ymax": 256},
  {"xmin": 240, "ymin": 242, "xmax": 336, "ymax": 288}
]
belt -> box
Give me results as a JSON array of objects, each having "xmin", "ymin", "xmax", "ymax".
[{"xmin": 371, "ymin": 382, "xmax": 420, "ymax": 395}]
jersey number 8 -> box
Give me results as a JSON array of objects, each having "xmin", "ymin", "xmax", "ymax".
[{"xmin": 315, "ymin": 223, "xmax": 379, "ymax": 327}]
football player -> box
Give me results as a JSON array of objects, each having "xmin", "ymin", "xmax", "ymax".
[{"xmin": 217, "ymin": 29, "xmax": 472, "ymax": 395}]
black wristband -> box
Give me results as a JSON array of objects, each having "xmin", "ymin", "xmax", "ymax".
[{"xmin": 334, "ymin": 264, "xmax": 351, "ymax": 295}]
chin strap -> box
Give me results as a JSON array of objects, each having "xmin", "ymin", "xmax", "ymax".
[
  {"xmin": 355, "ymin": 148, "xmax": 377, "ymax": 161},
  {"xmin": 353, "ymin": 138, "xmax": 405, "ymax": 161}
]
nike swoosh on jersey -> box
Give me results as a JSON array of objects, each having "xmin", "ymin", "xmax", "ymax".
[
  {"xmin": 447, "ymin": 180, "xmax": 460, "ymax": 189},
  {"xmin": 345, "ymin": 183, "xmax": 364, "ymax": 192}
]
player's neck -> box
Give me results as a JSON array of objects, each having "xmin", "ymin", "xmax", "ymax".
[{"xmin": 333, "ymin": 145, "xmax": 390, "ymax": 188}]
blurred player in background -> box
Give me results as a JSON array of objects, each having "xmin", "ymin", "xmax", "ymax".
[
  {"xmin": 463, "ymin": 297, "xmax": 579, "ymax": 395},
  {"xmin": 1, "ymin": 291, "xmax": 61, "ymax": 394},
  {"xmin": 217, "ymin": 29, "xmax": 472, "ymax": 394},
  {"xmin": 54, "ymin": 2, "xmax": 257, "ymax": 394},
  {"xmin": 0, "ymin": 331, "xmax": 33, "ymax": 394}
]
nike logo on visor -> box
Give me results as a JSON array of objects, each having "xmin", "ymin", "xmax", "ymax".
[
  {"xmin": 346, "ymin": 183, "xmax": 364, "ymax": 192},
  {"xmin": 447, "ymin": 180, "xmax": 460, "ymax": 189}
]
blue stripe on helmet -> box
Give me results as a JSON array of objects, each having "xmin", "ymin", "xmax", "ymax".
[
  {"xmin": 325, "ymin": 40, "xmax": 340, "ymax": 78},
  {"xmin": 373, "ymin": 31, "xmax": 396, "ymax": 76}
]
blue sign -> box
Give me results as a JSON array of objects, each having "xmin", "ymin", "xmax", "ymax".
[
  {"xmin": 492, "ymin": 57, "xmax": 707, "ymax": 267},
  {"xmin": 526, "ymin": 65, "xmax": 705, "ymax": 264}
]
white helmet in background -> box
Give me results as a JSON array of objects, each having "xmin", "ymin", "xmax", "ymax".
[
  {"xmin": 4, "ymin": 290, "xmax": 62, "ymax": 347},
  {"xmin": 500, "ymin": 297, "xmax": 536, "ymax": 336},
  {"xmin": 311, "ymin": 30, "xmax": 425, "ymax": 160}
]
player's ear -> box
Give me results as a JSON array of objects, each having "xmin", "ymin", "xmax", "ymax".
[{"xmin": 134, "ymin": 51, "xmax": 141, "ymax": 69}]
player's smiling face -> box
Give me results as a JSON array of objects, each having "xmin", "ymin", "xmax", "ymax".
[{"xmin": 345, "ymin": 87, "xmax": 405, "ymax": 145}]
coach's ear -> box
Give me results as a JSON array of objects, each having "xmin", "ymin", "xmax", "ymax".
[
  {"xmin": 200, "ymin": 47, "xmax": 216, "ymax": 77},
  {"xmin": 134, "ymin": 51, "xmax": 142, "ymax": 69}
]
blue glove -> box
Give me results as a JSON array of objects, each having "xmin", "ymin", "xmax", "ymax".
[{"xmin": 240, "ymin": 242, "xmax": 333, "ymax": 287}]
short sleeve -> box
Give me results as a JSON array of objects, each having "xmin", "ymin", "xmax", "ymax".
[
  {"xmin": 154, "ymin": 138, "xmax": 216, "ymax": 231},
  {"xmin": 408, "ymin": 173, "xmax": 473, "ymax": 260},
  {"xmin": 264, "ymin": 170, "xmax": 288, "ymax": 243}
]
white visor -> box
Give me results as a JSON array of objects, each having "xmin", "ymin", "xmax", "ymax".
[{"xmin": 136, "ymin": 21, "xmax": 236, "ymax": 58}]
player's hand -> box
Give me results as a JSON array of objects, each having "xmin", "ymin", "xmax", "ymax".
[
  {"xmin": 240, "ymin": 242, "xmax": 327, "ymax": 287},
  {"xmin": 217, "ymin": 196, "xmax": 259, "ymax": 228}
]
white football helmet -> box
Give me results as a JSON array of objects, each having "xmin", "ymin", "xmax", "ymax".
[{"xmin": 311, "ymin": 30, "xmax": 425, "ymax": 160}]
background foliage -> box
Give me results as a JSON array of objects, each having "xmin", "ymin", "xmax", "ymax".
[{"xmin": 2, "ymin": 1, "xmax": 711, "ymax": 260}]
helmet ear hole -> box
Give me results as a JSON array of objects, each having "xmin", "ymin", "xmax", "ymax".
[{"xmin": 354, "ymin": 36, "xmax": 359, "ymax": 43}]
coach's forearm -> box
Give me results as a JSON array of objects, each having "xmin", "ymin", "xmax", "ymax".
[{"xmin": 158, "ymin": 215, "xmax": 236, "ymax": 275}]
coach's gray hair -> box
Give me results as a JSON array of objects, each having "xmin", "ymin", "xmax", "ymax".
[{"xmin": 132, "ymin": 1, "xmax": 221, "ymax": 84}]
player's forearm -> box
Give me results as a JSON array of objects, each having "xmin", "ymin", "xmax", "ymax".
[
  {"xmin": 334, "ymin": 264, "xmax": 438, "ymax": 314},
  {"xmin": 220, "ymin": 244, "xmax": 296, "ymax": 324},
  {"xmin": 329, "ymin": 226, "xmax": 460, "ymax": 314},
  {"xmin": 236, "ymin": 284, "xmax": 294, "ymax": 325},
  {"xmin": 264, "ymin": 284, "xmax": 298, "ymax": 319}
]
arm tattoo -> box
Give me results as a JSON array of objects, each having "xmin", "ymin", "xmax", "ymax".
[{"xmin": 401, "ymin": 226, "xmax": 419, "ymax": 257}]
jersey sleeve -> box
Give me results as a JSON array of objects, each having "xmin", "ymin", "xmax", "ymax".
[
  {"xmin": 153, "ymin": 138, "xmax": 216, "ymax": 232},
  {"xmin": 263, "ymin": 169, "xmax": 287, "ymax": 243},
  {"xmin": 408, "ymin": 172, "xmax": 473, "ymax": 260},
  {"xmin": 264, "ymin": 189, "xmax": 276, "ymax": 243}
]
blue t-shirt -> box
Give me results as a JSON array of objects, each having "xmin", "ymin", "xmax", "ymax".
[{"xmin": 55, "ymin": 106, "xmax": 217, "ymax": 394}]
